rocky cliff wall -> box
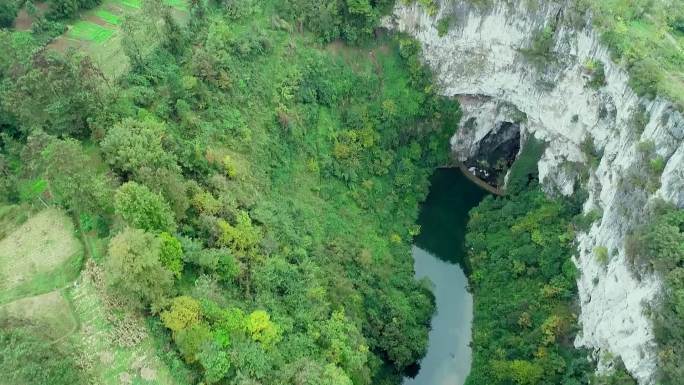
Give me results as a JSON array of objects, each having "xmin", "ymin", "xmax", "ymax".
[{"xmin": 384, "ymin": 1, "xmax": 684, "ymax": 383}]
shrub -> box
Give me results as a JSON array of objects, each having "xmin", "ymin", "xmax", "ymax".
[
  {"xmin": 628, "ymin": 58, "xmax": 662, "ymax": 99},
  {"xmin": 594, "ymin": 246, "xmax": 609, "ymax": 266},
  {"xmin": 436, "ymin": 16, "xmax": 451, "ymax": 37},
  {"xmin": 585, "ymin": 59, "xmax": 606, "ymax": 89}
]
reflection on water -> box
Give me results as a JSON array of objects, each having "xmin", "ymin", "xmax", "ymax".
[{"xmin": 403, "ymin": 168, "xmax": 488, "ymax": 385}]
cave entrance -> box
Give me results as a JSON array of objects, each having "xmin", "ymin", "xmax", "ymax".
[{"xmin": 462, "ymin": 121, "xmax": 521, "ymax": 189}]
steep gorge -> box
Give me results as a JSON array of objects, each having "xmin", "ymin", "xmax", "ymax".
[{"xmin": 384, "ymin": 2, "xmax": 684, "ymax": 383}]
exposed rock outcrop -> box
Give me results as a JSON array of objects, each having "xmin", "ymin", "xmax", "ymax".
[{"xmin": 384, "ymin": 2, "xmax": 684, "ymax": 383}]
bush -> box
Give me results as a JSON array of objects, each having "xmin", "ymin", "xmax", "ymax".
[
  {"xmin": 436, "ymin": 16, "xmax": 452, "ymax": 37},
  {"xmin": 585, "ymin": 59, "xmax": 606, "ymax": 89},
  {"xmin": 628, "ymin": 59, "xmax": 662, "ymax": 99},
  {"xmin": 594, "ymin": 246, "xmax": 609, "ymax": 266}
]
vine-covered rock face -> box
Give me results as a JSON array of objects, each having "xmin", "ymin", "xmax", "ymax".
[{"xmin": 385, "ymin": 2, "xmax": 684, "ymax": 384}]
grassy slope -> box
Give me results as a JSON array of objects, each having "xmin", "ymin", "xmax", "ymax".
[
  {"xmin": 0, "ymin": 208, "xmax": 83, "ymax": 304},
  {"xmin": 583, "ymin": 0, "xmax": 684, "ymax": 107}
]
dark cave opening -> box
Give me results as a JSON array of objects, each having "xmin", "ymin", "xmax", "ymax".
[{"xmin": 463, "ymin": 121, "xmax": 521, "ymax": 188}]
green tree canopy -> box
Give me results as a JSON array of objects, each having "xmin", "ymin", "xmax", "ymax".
[
  {"xmin": 105, "ymin": 227, "xmax": 174, "ymax": 310},
  {"xmin": 115, "ymin": 181, "xmax": 177, "ymax": 233}
]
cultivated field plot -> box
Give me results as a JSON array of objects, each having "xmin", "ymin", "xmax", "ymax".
[
  {"xmin": 46, "ymin": 0, "xmax": 188, "ymax": 78},
  {"xmin": 0, "ymin": 208, "xmax": 83, "ymax": 304},
  {"xmin": 0, "ymin": 290, "xmax": 77, "ymax": 341}
]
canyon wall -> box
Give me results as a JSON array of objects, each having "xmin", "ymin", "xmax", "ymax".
[{"xmin": 384, "ymin": 1, "xmax": 684, "ymax": 383}]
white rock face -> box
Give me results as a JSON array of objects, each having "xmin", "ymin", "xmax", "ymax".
[{"xmin": 385, "ymin": 1, "xmax": 684, "ymax": 383}]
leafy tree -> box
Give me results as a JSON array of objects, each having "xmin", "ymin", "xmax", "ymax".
[
  {"xmin": 161, "ymin": 295, "xmax": 202, "ymax": 332},
  {"xmin": 105, "ymin": 227, "xmax": 174, "ymax": 310},
  {"xmin": 197, "ymin": 341, "xmax": 231, "ymax": 383},
  {"xmin": 115, "ymin": 181, "xmax": 177, "ymax": 232},
  {"xmin": 175, "ymin": 323, "xmax": 212, "ymax": 363},
  {"xmin": 38, "ymin": 137, "xmax": 113, "ymax": 214},
  {"xmin": 159, "ymin": 232, "xmax": 184, "ymax": 278},
  {"xmin": 217, "ymin": 211, "xmax": 261, "ymax": 252},
  {"xmin": 101, "ymin": 118, "xmax": 177, "ymax": 176},
  {"xmin": 465, "ymin": 186, "xmax": 588, "ymax": 385},
  {"xmin": 317, "ymin": 309, "xmax": 370, "ymax": 384},
  {"xmin": 2, "ymin": 51, "xmax": 105, "ymax": 137},
  {"xmin": 246, "ymin": 310, "xmax": 281, "ymax": 347}
]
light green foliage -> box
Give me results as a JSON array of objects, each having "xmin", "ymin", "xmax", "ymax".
[
  {"xmin": 115, "ymin": 182, "xmax": 177, "ymax": 233},
  {"xmin": 222, "ymin": 155, "xmax": 238, "ymax": 178},
  {"xmin": 585, "ymin": 58, "xmax": 607, "ymax": 89},
  {"xmin": 105, "ymin": 227, "xmax": 174, "ymax": 310},
  {"xmin": 174, "ymin": 322, "xmax": 212, "ymax": 363},
  {"xmin": 161, "ymin": 295, "xmax": 201, "ymax": 332},
  {"xmin": 578, "ymin": 0, "xmax": 684, "ymax": 106},
  {"xmin": 318, "ymin": 309, "xmax": 370, "ymax": 384},
  {"xmin": 649, "ymin": 156, "xmax": 666, "ymax": 175},
  {"xmin": 521, "ymin": 24, "xmax": 557, "ymax": 67},
  {"xmin": 197, "ymin": 341, "xmax": 231, "ymax": 383},
  {"xmin": 68, "ymin": 21, "xmax": 115, "ymax": 43},
  {"xmin": 436, "ymin": 16, "xmax": 452, "ymax": 37},
  {"xmin": 246, "ymin": 309, "xmax": 281, "ymax": 347},
  {"xmin": 95, "ymin": 10, "xmax": 121, "ymax": 25},
  {"xmin": 594, "ymin": 245, "xmax": 609, "ymax": 265},
  {"xmin": 159, "ymin": 232, "xmax": 184, "ymax": 277},
  {"xmin": 217, "ymin": 211, "xmax": 261, "ymax": 252}
]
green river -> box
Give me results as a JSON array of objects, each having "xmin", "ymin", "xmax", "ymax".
[{"xmin": 404, "ymin": 168, "xmax": 489, "ymax": 385}]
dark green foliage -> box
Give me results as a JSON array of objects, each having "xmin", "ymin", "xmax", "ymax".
[
  {"xmin": 0, "ymin": 0, "xmax": 18, "ymax": 28},
  {"xmin": 465, "ymin": 185, "xmax": 592, "ymax": 385},
  {"xmin": 277, "ymin": 0, "xmax": 394, "ymax": 43},
  {"xmin": 436, "ymin": 16, "xmax": 453, "ymax": 37},
  {"xmin": 1, "ymin": 50, "xmax": 106, "ymax": 137},
  {"xmin": 506, "ymin": 136, "xmax": 546, "ymax": 195},
  {"xmin": 628, "ymin": 58, "xmax": 663, "ymax": 99},
  {"xmin": 673, "ymin": 18, "xmax": 684, "ymax": 35},
  {"xmin": 47, "ymin": 0, "xmax": 102, "ymax": 20},
  {"xmin": 585, "ymin": 59, "xmax": 606, "ymax": 89},
  {"xmin": 0, "ymin": 324, "xmax": 87, "ymax": 385}
]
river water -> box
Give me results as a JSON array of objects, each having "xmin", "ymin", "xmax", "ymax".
[{"xmin": 403, "ymin": 168, "xmax": 488, "ymax": 385}]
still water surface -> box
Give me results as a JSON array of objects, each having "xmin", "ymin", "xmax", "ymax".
[{"xmin": 403, "ymin": 168, "xmax": 488, "ymax": 385}]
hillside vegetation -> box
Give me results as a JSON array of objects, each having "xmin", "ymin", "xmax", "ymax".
[{"xmin": 0, "ymin": 0, "xmax": 680, "ymax": 385}]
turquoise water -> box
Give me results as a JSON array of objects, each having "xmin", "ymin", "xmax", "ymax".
[{"xmin": 404, "ymin": 168, "xmax": 489, "ymax": 385}]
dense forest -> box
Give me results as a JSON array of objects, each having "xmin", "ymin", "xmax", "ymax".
[
  {"xmin": 0, "ymin": 0, "xmax": 682, "ymax": 385},
  {"xmin": 0, "ymin": 1, "xmax": 454, "ymax": 384}
]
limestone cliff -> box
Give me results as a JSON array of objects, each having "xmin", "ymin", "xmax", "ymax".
[{"xmin": 384, "ymin": 1, "xmax": 684, "ymax": 383}]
